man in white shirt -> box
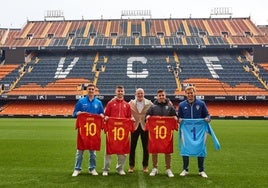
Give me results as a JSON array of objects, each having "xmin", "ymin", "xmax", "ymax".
[{"xmin": 128, "ymin": 88, "xmax": 153, "ymax": 173}]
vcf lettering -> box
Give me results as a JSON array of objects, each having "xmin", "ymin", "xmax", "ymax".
[{"xmin": 127, "ymin": 57, "xmax": 149, "ymax": 78}]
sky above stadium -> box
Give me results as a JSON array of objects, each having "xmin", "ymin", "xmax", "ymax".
[{"xmin": 0, "ymin": 0, "xmax": 267, "ymax": 28}]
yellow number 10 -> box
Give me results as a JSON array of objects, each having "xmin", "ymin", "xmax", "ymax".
[
  {"xmin": 112, "ymin": 127, "xmax": 125, "ymax": 141},
  {"xmin": 84, "ymin": 123, "xmax": 97, "ymax": 136},
  {"xmin": 153, "ymin": 125, "xmax": 167, "ymax": 139}
]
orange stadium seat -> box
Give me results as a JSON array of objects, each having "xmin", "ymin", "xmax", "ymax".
[{"xmin": 0, "ymin": 64, "xmax": 20, "ymax": 79}]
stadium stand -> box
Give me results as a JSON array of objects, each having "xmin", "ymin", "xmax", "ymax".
[
  {"xmin": 206, "ymin": 101, "xmax": 268, "ymax": 117},
  {"xmin": 0, "ymin": 17, "xmax": 268, "ymax": 118},
  {"xmin": 0, "ymin": 100, "xmax": 74, "ymax": 116}
]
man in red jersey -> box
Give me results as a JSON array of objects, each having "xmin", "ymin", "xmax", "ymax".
[{"xmin": 102, "ymin": 85, "xmax": 134, "ymax": 176}]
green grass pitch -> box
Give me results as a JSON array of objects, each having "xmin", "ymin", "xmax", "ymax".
[{"xmin": 0, "ymin": 118, "xmax": 267, "ymax": 188}]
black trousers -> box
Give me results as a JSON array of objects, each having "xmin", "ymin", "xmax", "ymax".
[
  {"xmin": 129, "ymin": 125, "xmax": 149, "ymax": 167},
  {"xmin": 182, "ymin": 156, "xmax": 205, "ymax": 172}
]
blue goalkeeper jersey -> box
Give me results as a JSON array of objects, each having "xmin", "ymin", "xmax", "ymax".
[{"xmin": 179, "ymin": 119, "xmax": 220, "ymax": 157}]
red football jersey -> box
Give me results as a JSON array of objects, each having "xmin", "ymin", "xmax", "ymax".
[
  {"xmin": 104, "ymin": 117, "xmax": 134, "ymax": 154},
  {"xmin": 76, "ymin": 113, "xmax": 103, "ymax": 150},
  {"xmin": 145, "ymin": 116, "xmax": 178, "ymax": 154}
]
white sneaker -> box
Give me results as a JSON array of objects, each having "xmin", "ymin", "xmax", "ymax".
[
  {"xmin": 199, "ymin": 171, "xmax": 208, "ymax": 178},
  {"xmin": 149, "ymin": 168, "xmax": 158, "ymax": 176},
  {"xmin": 117, "ymin": 170, "xmax": 126, "ymax": 175},
  {"xmin": 128, "ymin": 167, "xmax": 134, "ymax": 173},
  {"xmin": 89, "ymin": 169, "xmax": 98, "ymax": 176},
  {"xmin": 72, "ymin": 170, "xmax": 81, "ymax": 177},
  {"xmin": 102, "ymin": 171, "xmax": 108, "ymax": 176},
  {"xmin": 179, "ymin": 170, "xmax": 189, "ymax": 176},
  {"xmin": 166, "ymin": 169, "xmax": 174, "ymax": 178}
]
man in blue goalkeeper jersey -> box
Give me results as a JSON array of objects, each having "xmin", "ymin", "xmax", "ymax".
[{"xmin": 177, "ymin": 85, "xmax": 210, "ymax": 178}]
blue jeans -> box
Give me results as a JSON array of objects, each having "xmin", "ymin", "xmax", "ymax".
[{"xmin": 74, "ymin": 150, "xmax": 96, "ymax": 171}]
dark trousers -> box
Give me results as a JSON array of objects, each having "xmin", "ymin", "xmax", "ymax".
[
  {"xmin": 129, "ymin": 125, "xmax": 149, "ymax": 167},
  {"xmin": 182, "ymin": 156, "xmax": 205, "ymax": 172}
]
